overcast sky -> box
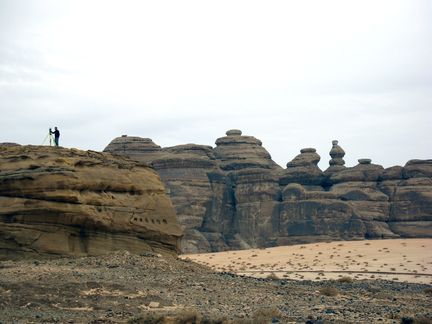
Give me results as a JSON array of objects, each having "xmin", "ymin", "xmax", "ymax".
[{"xmin": 1, "ymin": 0, "xmax": 431, "ymax": 169}]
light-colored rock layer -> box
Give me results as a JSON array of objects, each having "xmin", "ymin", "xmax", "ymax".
[{"xmin": 0, "ymin": 145, "xmax": 182, "ymax": 259}]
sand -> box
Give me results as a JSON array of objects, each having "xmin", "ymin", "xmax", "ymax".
[{"xmin": 182, "ymin": 238, "xmax": 432, "ymax": 284}]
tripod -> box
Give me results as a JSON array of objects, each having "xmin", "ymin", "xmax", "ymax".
[{"xmin": 42, "ymin": 129, "xmax": 54, "ymax": 146}]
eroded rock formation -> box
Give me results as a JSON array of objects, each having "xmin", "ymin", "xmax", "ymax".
[
  {"xmin": 104, "ymin": 132, "xmax": 432, "ymax": 253},
  {"xmin": 324, "ymin": 140, "xmax": 346, "ymax": 175},
  {"xmin": 0, "ymin": 145, "xmax": 182, "ymax": 259}
]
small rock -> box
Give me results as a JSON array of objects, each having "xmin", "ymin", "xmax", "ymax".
[{"xmin": 148, "ymin": 301, "xmax": 160, "ymax": 308}]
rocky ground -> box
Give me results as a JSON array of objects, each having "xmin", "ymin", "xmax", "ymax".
[{"xmin": 0, "ymin": 251, "xmax": 431, "ymax": 323}]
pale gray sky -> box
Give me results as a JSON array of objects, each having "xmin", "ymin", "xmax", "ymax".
[{"xmin": 1, "ymin": 0, "xmax": 431, "ymax": 169}]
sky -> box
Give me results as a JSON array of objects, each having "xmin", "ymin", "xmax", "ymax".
[{"xmin": 0, "ymin": 0, "xmax": 431, "ymax": 169}]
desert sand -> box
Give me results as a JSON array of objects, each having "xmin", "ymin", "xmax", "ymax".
[{"xmin": 183, "ymin": 239, "xmax": 432, "ymax": 284}]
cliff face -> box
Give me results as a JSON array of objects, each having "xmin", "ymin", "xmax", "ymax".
[
  {"xmin": 0, "ymin": 145, "xmax": 182, "ymax": 259},
  {"xmin": 104, "ymin": 130, "xmax": 432, "ymax": 253}
]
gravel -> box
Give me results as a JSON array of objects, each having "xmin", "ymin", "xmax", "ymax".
[{"xmin": 0, "ymin": 251, "xmax": 431, "ymax": 323}]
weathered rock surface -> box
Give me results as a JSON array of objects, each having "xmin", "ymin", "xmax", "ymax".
[
  {"xmin": 104, "ymin": 135, "xmax": 164, "ymax": 162},
  {"xmin": 213, "ymin": 129, "xmax": 281, "ymax": 171},
  {"xmin": 327, "ymin": 159, "xmax": 395, "ymax": 239},
  {"xmin": 104, "ymin": 131, "xmax": 283, "ymax": 253},
  {"xmin": 385, "ymin": 160, "xmax": 432, "ymax": 237},
  {"xmin": 104, "ymin": 132, "xmax": 432, "ymax": 252},
  {"xmin": 105, "ymin": 139, "xmax": 231, "ymax": 253},
  {"xmin": 324, "ymin": 140, "xmax": 346, "ymax": 175},
  {"xmin": 280, "ymin": 148, "xmax": 324, "ymax": 186},
  {"xmin": 150, "ymin": 145, "xmax": 223, "ymax": 253},
  {"xmin": 0, "ymin": 145, "xmax": 182, "ymax": 259}
]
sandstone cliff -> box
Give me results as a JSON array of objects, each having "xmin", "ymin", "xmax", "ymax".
[
  {"xmin": 104, "ymin": 131, "xmax": 432, "ymax": 253},
  {"xmin": 0, "ymin": 145, "xmax": 182, "ymax": 259}
]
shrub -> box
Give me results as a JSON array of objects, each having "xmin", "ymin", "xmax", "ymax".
[
  {"xmin": 128, "ymin": 309, "xmax": 229, "ymax": 324},
  {"xmin": 266, "ymin": 273, "xmax": 279, "ymax": 280},
  {"xmin": 413, "ymin": 317, "xmax": 432, "ymax": 324},
  {"xmin": 253, "ymin": 307, "xmax": 282, "ymax": 323},
  {"xmin": 401, "ymin": 316, "xmax": 432, "ymax": 324},
  {"xmin": 337, "ymin": 276, "xmax": 354, "ymax": 283},
  {"xmin": 319, "ymin": 287, "xmax": 339, "ymax": 297}
]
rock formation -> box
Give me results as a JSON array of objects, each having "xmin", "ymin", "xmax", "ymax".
[
  {"xmin": 280, "ymin": 148, "xmax": 324, "ymax": 187},
  {"xmin": 103, "ymin": 131, "xmax": 432, "ymax": 253},
  {"xmin": 103, "ymin": 135, "xmax": 163, "ymax": 162},
  {"xmin": 380, "ymin": 159, "xmax": 432, "ymax": 237},
  {"xmin": 213, "ymin": 129, "xmax": 281, "ymax": 171},
  {"xmin": 0, "ymin": 145, "xmax": 182, "ymax": 259}
]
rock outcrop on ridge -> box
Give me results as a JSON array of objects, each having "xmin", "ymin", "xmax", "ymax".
[
  {"xmin": 104, "ymin": 131, "xmax": 432, "ymax": 253},
  {"xmin": 0, "ymin": 145, "xmax": 182, "ymax": 259}
]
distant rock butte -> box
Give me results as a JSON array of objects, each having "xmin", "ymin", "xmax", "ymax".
[
  {"xmin": 104, "ymin": 132, "xmax": 432, "ymax": 253},
  {"xmin": 0, "ymin": 145, "xmax": 182, "ymax": 260}
]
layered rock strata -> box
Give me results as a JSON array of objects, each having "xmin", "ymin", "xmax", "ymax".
[
  {"xmin": 324, "ymin": 140, "xmax": 346, "ymax": 175},
  {"xmin": 380, "ymin": 159, "xmax": 432, "ymax": 237},
  {"xmin": 0, "ymin": 145, "xmax": 182, "ymax": 259},
  {"xmin": 104, "ymin": 132, "xmax": 432, "ymax": 252}
]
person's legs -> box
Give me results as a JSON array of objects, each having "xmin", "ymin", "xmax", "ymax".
[{"xmin": 54, "ymin": 137, "xmax": 59, "ymax": 146}]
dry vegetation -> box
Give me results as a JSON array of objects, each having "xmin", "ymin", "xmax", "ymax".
[{"xmin": 319, "ymin": 287, "xmax": 340, "ymax": 297}]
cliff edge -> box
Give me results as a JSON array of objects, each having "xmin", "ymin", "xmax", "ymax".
[{"xmin": 0, "ymin": 145, "xmax": 182, "ymax": 259}]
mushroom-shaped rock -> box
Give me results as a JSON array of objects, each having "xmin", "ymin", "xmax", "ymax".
[
  {"xmin": 214, "ymin": 131, "xmax": 280, "ymax": 171},
  {"xmin": 280, "ymin": 148, "xmax": 324, "ymax": 186},
  {"xmin": 324, "ymin": 140, "xmax": 346, "ymax": 176},
  {"xmin": 330, "ymin": 140, "xmax": 345, "ymax": 162},
  {"xmin": 286, "ymin": 148, "xmax": 320, "ymax": 167}
]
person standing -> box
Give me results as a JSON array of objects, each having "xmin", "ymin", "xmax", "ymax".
[{"xmin": 50, "ymin": 127, "xmax": 60, "ymax": 147}]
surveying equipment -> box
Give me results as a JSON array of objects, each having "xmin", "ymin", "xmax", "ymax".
[{"xmin": 42, "ymin": 128, "xmax": 54, "ymax": 146}]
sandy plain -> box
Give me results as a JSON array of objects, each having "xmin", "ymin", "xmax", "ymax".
[{"xmin": 183, "ymin": 238, "xmax": 432, "ymax": 284}]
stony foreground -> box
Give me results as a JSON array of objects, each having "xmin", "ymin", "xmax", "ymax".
[{"xmin": 0, "ymin": 252, "xmax": 431, "ymax": 323}]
